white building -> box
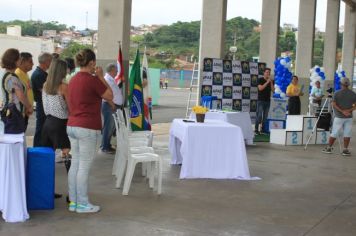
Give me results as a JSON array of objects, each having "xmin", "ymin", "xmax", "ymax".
[{"xmin": 0, "ymin": 26, "xmax": 54, "ymax": 104}]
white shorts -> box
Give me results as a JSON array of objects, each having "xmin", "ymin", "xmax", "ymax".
[{"xmin": 330, "ymin": 117, "xmax": 353, "ymax": 138}]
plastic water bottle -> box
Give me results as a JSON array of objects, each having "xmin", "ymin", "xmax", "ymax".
[{"xmin": 0, "ymin": 120, "xmax": 4, "ymax": 135}]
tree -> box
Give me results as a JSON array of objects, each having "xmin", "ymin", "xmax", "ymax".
[{"xmin": 60, "ymin": 42, "xmax": 91, "ymax": 59}]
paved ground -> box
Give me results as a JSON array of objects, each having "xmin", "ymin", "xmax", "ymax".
[{"xmin": 1, "ymin": 87, "xmax": 356, "ymax": 236}]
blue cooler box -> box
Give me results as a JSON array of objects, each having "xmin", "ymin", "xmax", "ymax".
[{"xmin": 26, "ymin": 147, "xmax": 55, "ymax": 210}]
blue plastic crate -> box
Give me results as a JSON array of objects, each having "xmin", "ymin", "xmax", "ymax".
[{"xmin": 26, "ymin": 147, "xmax": 55, "ymax": 210}]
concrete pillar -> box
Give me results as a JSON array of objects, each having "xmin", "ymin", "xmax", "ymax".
[
  {"xmin": 295, "ymin": 0, "xmax": 317, "ymax": 79},
  {"xmin": 323, "ymin": 0, "xmax": 340, "ymax": 81},
  {"xmin": 295, "ymin": 0, "xmax": 317, "ymax": 114},
  {"xmin": 97, "ymin": 0, "xmax": 132, "ymax": 103},
  {"xmin": 259, "ymin": 0, "xmax": 281, "ymax": 69},
  {"xmin": 341, "ymin": 4, "xmax": 356, "ymax": 82},
  {"xmin": 197, "ymin": 0, "xmax": 227, "ymax": 103}
]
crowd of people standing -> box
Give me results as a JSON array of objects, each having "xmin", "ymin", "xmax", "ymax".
[{"xmin": 0, "ymin": 47, "xmax": 125, "ymax": 213}]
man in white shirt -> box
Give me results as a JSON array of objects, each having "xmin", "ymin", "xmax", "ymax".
[
  {"xmin": 100, "ymin": 63, "xmax": 123, "ymax": 154},
  {"xmin": 310, "ymin": 80, "xmax": 324, "ymax": 106}
]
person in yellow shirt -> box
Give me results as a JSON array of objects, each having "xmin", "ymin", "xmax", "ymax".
[
  {"xmin": 15, "ymin": 52, "xmax": 34, "ymax": 131},
  {"xmin": 286, "ymin": 75, "xmax": 303, "ymax": 115}
]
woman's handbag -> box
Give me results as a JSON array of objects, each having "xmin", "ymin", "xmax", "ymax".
[{"xmin": 1, "ymin": 72, "xmax": 26, "ymax": 134}]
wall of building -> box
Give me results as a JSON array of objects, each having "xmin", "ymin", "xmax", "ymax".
[{"xmin": 0, "ymin": 34, "xmax": 54, "ymax": 104}]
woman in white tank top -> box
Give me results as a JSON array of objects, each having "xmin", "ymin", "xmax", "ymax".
[{"xmin": 41, "ymin": 59, "xmax": 71, "ymax": 159}]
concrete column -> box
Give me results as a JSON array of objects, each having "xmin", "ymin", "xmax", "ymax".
[
  {"xmin": 295, "ymin": 0, "xmax": 317, "ymax": 79},
  {"xmin": 341, "ymin": 4, "xmax": 356, "ymax": 82},
  {"xmin": 259, "ymin": 0, "xmax": 281, "ymax": 69},
  {"xmin": 97, "ymin": 0, "xmax": 132, "ymax": 103},
  {"xmin": 197, "ymin": 0, "xmax": 227, "ymax": 103},
  {"xmin": 295, "ymin": 0, "xmax": 317, "ymax": 115},
  {"xmin": 323, "ymin": 0, "xmax": 340, "ymax": 81}
]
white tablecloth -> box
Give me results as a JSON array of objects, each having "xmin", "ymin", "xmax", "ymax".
[
  {"xmin": 0, "ymin": 133, "xmax": 29, "ymax": 223},
  {"xmin": 169, "ymin": 119, "xmax": 257, "ymax": 179},
  {"xmin": 190, "ymin": 111, "xmax": 254, "ymax": 144}
]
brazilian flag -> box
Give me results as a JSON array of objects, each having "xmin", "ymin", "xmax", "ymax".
[{"xmin": 129, "ymin": 49, "xmax": 144, "ymax": 131}]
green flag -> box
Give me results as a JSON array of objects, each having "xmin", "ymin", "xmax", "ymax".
[{"xmin": 129, "ymin": 49, "xmax": 144, "ymax": 131}]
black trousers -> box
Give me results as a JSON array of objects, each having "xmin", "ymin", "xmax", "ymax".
[{"xmin": 288, "ymin": 96, "xmax": 301, "ymax": 115}]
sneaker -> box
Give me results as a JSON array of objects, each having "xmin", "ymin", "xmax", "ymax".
[
  {"xmin": 101, "ymin": 147, "xmax": 116, "ymax": 154},
  {"xmin": 322, "ymin": 146, "xmax": 333, "ymax": 154},
  {"xmin": 76, "ymin": 203, "xmax": 100, "ymax": 213},
  {"xmin": 68, "ymin": 201, "xmax": 76, "ymax": 212},
  {"xmin": 342, "ymin": 149, "xmax": 351, "ymax": 156}
]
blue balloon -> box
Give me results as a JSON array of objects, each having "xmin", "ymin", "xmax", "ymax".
[
  {"xmin": 316, "ymin": 68, "xmax": 321, "ymax": 73},
  {"xmin": 285, "ymin": 57, "xmax": 291, "ymax": 63},
  {"xmin": 341, "ymin": 71, "xmax": 346, "ymax": 77},
  {"xmin": 319, "ymin": 72, "xmax": 324, "ymax": 77}
]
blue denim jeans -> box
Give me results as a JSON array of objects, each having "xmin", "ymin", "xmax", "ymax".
[
  {"xmin": 67, "ymin": 126, "xmax": 99, "ymax": 205},
  {"xmin": 101, "ymin": 102, "xmax": 119, "ymax": 150},
  {"xmin": 255, "ymin": 100, "xmax": 270, "ymax": 132}
]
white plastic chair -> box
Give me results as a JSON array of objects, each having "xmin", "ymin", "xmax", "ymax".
[
  {"xmin": 114, "ymin": 111, "xmax": 162, "ymax": 195},
  {"xmin": 112, "ymin": 111, "xmax": 153, "ymax": 178},
  {"xmin": 123, "ymin": 107, "xmax": 154, "ymax": 176},
  {"xmin": 124, "ymin": 107, "xmax": 153, "ymax": 145}
]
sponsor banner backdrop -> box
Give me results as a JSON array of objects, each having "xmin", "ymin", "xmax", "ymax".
[{"xmin": 202, "ymin": 58, "xmax": 266, "ymax": 123}]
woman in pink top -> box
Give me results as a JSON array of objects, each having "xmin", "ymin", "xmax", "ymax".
[{"xmin": 66, "ymin": 49, "xmax": 113, "ymax": 213}]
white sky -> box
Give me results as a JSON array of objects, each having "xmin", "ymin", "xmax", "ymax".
[{"xmin": 0, "ymin": 0, "xmax": 346, "ymax": 31}]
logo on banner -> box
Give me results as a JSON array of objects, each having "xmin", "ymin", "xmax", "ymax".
[
  {"xmin": 249, "ymin": 62, "xmax": 258, "ymax": 75},
  {"xmin": 201, "ymin": 85, "xmax": 212, "ymax": 96},
  {"xmin": 212, "ymin": 72, "xmax": 223, "ymax": 85},
  {"xmin": 223, "ymin": 60, "xmax": 232, "ymax": 73},
  {"xmin": 242, "ymin": 99, "xmax": 250, "ymax": 112},
  {"xmin": 223, "ymin": 73, "xmax": 233, "ymax": 86},
  {"xmin": 213, "ymin": 59, "xmax": 223, "ymax": 72},
  {"xmin": 203, "ymin": 58, "xmax": 213, "ymax": 72},
  {"xmin": 233, "ymin": 73, "xmax": 242, "ymax": 86},
  {"xmin": 250, "ymin": 100, "xmax": 257, "ymax": 112},
  {"xmin": 202, "ymin": 72, "xmax": 213, "ymax": 85},
  {"xmin": 223, "ymin": 86, "xmax": 233, "ymax": 99},
  {"xmin": 250, "ymin": 87, "xmax": 258, "ymax": 100},
  {"xmin": 251, "ymin": 75, "xmax": 258, "ymax": 86},
  {"xmin": 232, "ymin": 86, "xmax": 242, "ymax": 99},
  {"xmin": 258, "ymin": 63, "xmax": 266, "ymax": 75},
  {"xmin": 242, "ymin": 74, "xmax": 251, "ymax": 87},
  {"xmin": 242, "ymin": 87, "xmax": 250, "ymax": 99},
  {"xmin": 212, "ymin": 85, "xmax": 223, "ymax": 98},
  {"xmin": 241, "ymin": 61, "xmax": 250, "ymax": 74},
  {"xmin": 232, "ymin": 99, "xmax": 242, "ymax": 111},
  {"xmin": 222, "ymin": 99, "xmax": 232, "ymax": 109},
  {"xmin": 232, "ymin": 60, "xmax": 242, "ymax": 73}
]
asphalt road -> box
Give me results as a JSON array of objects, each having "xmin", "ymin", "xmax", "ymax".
[{"xmin": 26, "ymin": 87, "xmax": 191, "ymax": 136}]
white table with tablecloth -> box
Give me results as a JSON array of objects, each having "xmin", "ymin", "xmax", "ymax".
[
  {"xmin": 169, "ymin": 119, "xmax": 257, "ymax": 179},
  {"xmin": 0, "ymin": 133, "xmax": 29, "ymax": 223},
  {"xmin": 190, "ymin": 111, "xmax": 254, "ymax": 144}
]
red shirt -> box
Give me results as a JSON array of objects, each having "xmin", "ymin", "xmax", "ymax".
[{"xmin": 67, "ymin": 72, "xmax": 107, "ymax": 130}]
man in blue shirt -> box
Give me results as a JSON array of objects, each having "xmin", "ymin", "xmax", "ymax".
[{"xmin": 31, "ymin": 53, "xmax": 52, "ymax": 147}]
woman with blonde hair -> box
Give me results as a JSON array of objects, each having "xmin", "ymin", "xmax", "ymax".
[
  {"xmin": 66, "ymin": 49, "xmax": 113, "ymax": 213},
  {"xmin": 41, "ymin": 59, "xmax": 71, "ymax": 158},
  {"xmin": 41, "ymin": 59, "xmax": 71, "ymax": 199}
]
